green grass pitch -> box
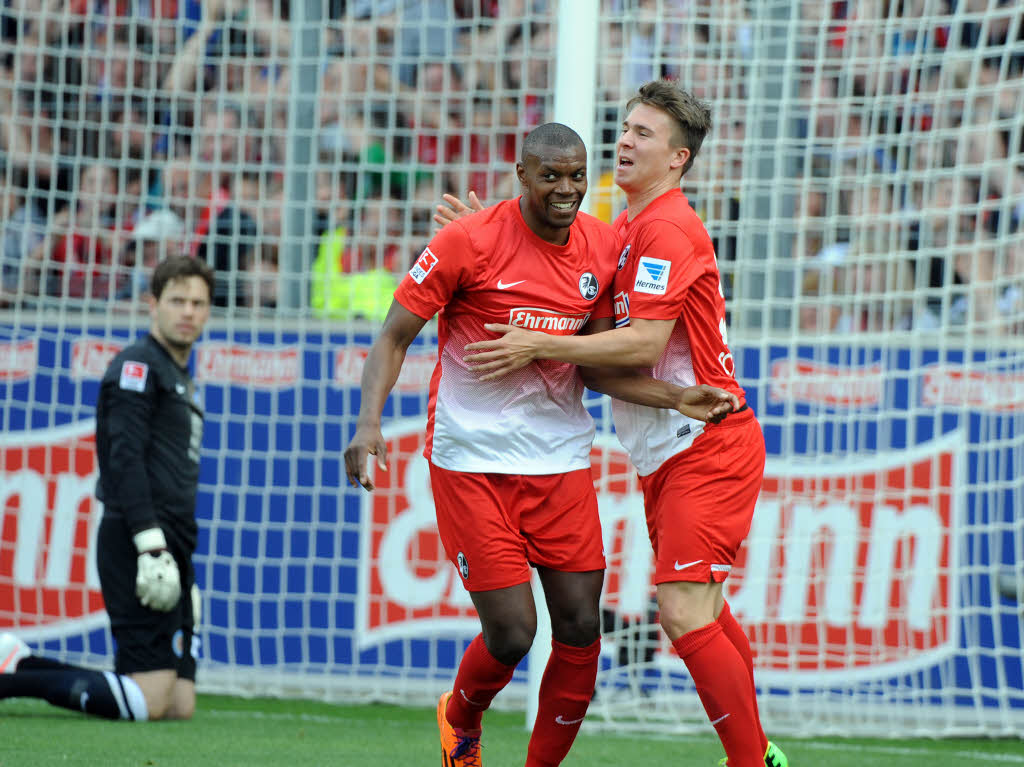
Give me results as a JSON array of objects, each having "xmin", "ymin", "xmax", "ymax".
[{"xmin": 3, "ymin": 694, "xmax": 1024, "ymax": 766}]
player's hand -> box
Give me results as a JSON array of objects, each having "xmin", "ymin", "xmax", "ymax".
[
  {"xmin": 344, "ymin": 424, "xmax": 389, "ymax": 491},
  {"xmin": 433, "ymin": 191, "xmax": 485, "ymax": 232},
  {"xmin": 133, "ymin": 528, "xmax": 182, "ymax": 612},
  {"xmin": 463, "ymin": 323, "xmax": 542, "ymax": 380},
  {"xmin": 675, "ymin": 385, "xmax": 740, "ymax": 424}
]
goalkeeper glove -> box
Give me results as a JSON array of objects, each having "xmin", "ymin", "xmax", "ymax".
[
  {"xmin": 133, "ymin": 527, "xmax": 181, "ymax": 612},
  {"xmin": 191, "ymin": 583, "xmax": 202, "ymax": 630}
]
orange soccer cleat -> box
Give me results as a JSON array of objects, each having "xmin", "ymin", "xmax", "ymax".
[{"xmin": 437, "ymin": 690, "xmax": 483, "ymax": 767}]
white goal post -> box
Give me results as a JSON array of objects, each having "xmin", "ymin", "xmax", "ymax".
[{"xmin": 1, "ymin": 0, "xmax": 1022, "ymax": 741}]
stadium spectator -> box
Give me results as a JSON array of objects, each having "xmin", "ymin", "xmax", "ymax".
[
  {"xmin": 0, "ymin": 32, "xmax": 60, "ymax": 192},
  {"xmin": 31, "ymin": 162, "xmax": 131, "ymax": 300},
  {"xmin": 791, "ymin": 183, "xmax": 829, "ymax": 268},
  {"xmin": 460, "ymin": 81, "xmax": 788, "ymax": 767},
  {"xmin": 191, "ymin": 103, "xmax": 246, "ymax": 197},
  {"xmin": 160, "ymin": 149, "xmax": 256, "ymax": 308},
  {"xmin": 108, "ymin": 99, "xmax": 160, "ymax": 166},
  {"xmin": 620, "ymin": 0, "xmax": 689, "ymax": 85},
  {"xmin": 162, "ymin": 0, "xmax": 287, "ymax": 101},
  {"xmin": 344, "ymin": 122, "xmax": 738, "ymax": 767},
  {"xmin": 503, "ymin": 20, "xmax": 552, "ymax": 131},
  {"xmin": 159, "ymin": 0, "xmax": 288, "ymax": 177},
  {"xmin": 318, "ymin": 59, "xmax": 373, "ymax": 162},
  {"xmin": 88, "ymin": 23, "xmax": 159, "ymax": 108},
  {"xmin": 949, "ymin": 229, "xmax": 1024, "ymax": 336},
  {"xmin": 397, "ymin": 59, "xmax": 469, "ymax": 195},
  {"xmin": 796, "ymin": 246, "xmax": 850, "ymax": 334},
  {"xmin": 232, "ymin": 170, "xmax": 282, "ymax": 312},
  {"xmin": 0, "ymin": 255, "xmax": 214, "ymax": 722},
  {"xmin": 310, "ymin": 197, "xmax": 402, "ymax": 322},
  {"xmin": 0, "ymin": 167, "xmax": 49, "ymax": 306},
  {"xmin": 197, "ymin": 202, "xmax": 257, "ymax": 309},
  {"xmin": 345, "ymin": 0, "xmax": 454, "ymax": 87},
  {"xmin": 116, "ymin": 208, "xmax": 187, "ymax": 301},
  {"xmin": 243, "ymin": 241, "xmax": 279, "ymax": 311},
  {"xmin": 237, "ymin": 169, "xmax": 284, "ymax": 240},
  {"xmin": 459, "ymin": 95, "xmax": 519, "ymax": 202},
  {"xmin": 838, "ymin": 235, "xmax": 941, "ymax": 332}
]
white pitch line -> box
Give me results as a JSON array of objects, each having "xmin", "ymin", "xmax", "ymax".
[
  {"xmin": 206, "ymin": 708, "xmax": 355, "ymax": 725},
  {"xmin": 801, "ymin": 741, "xmax": 1024, "ymax": 763},
  {"xmin": 205, "ymin": 708, "xmax": 1024, "ymax": 763}
]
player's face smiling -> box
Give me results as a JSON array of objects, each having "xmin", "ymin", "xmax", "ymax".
[
  {"xmin": 517, "ymin": 143, "xmax": 588, "ymax": 245},
  {"xmin": 150, "ymin": 276, "xmax": 212, "ymax": 362},
  {"xmin": 614, "ymin": 103, "xmax": 686, "ymax": 195}
]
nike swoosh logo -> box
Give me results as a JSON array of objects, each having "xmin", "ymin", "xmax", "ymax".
[
  {"xmin": 460, "ymin": 688, "xmax": 486, "ymax": 707},
  {"xmin": 555, "ymin": 714, "xmax": 585, "ymax": 725},
  {"xmin": 0, "ymin": 649, "xmax": 19, "ymax": 672},
  {"xmin": 710, "ymin": 712, "xmax": 730, "ymax": 726},
  {"xmin": 497, "ymin": 279, "xmax": 526, "ymax": 289},
  {"xmin": 673, "ymin": 559, "xmax": 703, "ymax": 571}
]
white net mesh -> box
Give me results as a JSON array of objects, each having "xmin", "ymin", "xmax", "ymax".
[{"xmin": 1, "ymin": 0, "xmax": 1022, "ymax": 739}]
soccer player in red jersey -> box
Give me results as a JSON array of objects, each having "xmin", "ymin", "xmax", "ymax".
[
  {"xmin": 344, "ymin": 122, "xmax": 739, "ymax": 767},
  {"xmin": 462, "ymin": 83, "xmax": 788, "ymax": 767}
]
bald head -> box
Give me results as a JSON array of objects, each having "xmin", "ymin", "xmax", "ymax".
[{"xmin": 521, "ymin": 123, "xmax": 585, "ymax": 164}]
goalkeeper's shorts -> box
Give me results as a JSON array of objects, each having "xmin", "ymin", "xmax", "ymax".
[
  {"xmin": 639, "ymin": 406, "xmax": 765, "ymax": 585},
  {"xmin": 97, "ymin": 514, "xmax": 197, "ymax": 680},
  {"xmin": 429, "ymin": 464, "xmax": 605, "ymax": 592}
]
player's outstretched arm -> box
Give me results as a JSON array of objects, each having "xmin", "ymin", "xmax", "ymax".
[
  {"xmin": 432, "ymin": 191, "xmax": 485, "ymax": 232},
  {"xmin": 579, "ymin": 319, "xmax": 738, "ymax": 422},
  {"xmin": 464, "ymin": 317, "xmax": 674, "ymax": 379},
  {"xmin": 344, "ymin": 301, "xmax": 428, "ymax": 491},
  {"xmin": 580, "ymin": 368, "xmax": 739, "ymax": 423}
]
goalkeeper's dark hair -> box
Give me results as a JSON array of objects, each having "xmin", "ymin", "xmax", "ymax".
[
  {"xmin": 150, "ymin": 255, "xmax": 215, "ymax": 302},
  {"xmin": 521, "ymin": 123, "xmax": 586, "ymax": 164},
  {"xmin": 627, "ymin": 80, "xmax": 712, "ymax": 176}
]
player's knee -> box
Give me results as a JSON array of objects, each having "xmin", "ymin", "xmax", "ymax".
[
  {"xmin": 551, "ymin": 607, "xmax": 601, "ymax": 647},
  {"xmin": 657, "ymin": 588, "xmax": 714, "ymax": 640},
  {"xmin": 163, "ymin": 680, "xmax": 196, "ymax": 720},
  {"xmin": 167, "ymin": 695, "xmax": 195, "ymax": 720},
  {"xmin": 659, "ymin": 609, "xmax": 693, "ymax": 640},
  {"xmin": 141, "ymin": 692, "xmax": 171, "ymax": 720},
  {"xmin": 483, "ymin": 622, "xmax": 535, "ymax": 665},
  {"xmin": 143, "ymin": 687, "xmax": 186, "ymax": 721},
  {"xmin": 146, "ymin": 691, "xmax": 195, "ymax": 721},
  {"xmin": 130, "ymin": 672, "xmax": 180, "ymax": 721}
]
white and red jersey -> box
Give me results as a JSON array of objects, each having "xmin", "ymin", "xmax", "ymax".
[
  {"xmin": 395, "ymin": 197, "xmax": 619, "ymax": 474},
  {"xmin": 610, "ymin": 188, "xmax": 746, "ymax": 476}
]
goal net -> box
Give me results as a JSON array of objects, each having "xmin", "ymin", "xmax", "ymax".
[{"xmin": 1, "ymin": 0, "xmax": 1022, "ymax": 740}]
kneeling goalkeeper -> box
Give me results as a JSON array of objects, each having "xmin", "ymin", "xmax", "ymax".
[{"xmin": 0, "ymin": 256, "xmax": 215, "ymax": 721}]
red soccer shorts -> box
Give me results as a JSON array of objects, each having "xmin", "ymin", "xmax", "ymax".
[
  {"xmin": 638, "ymin": 407, "xmax": 766, "ymax": 584},
  {"xmin": 429, "ymin": 464, "xmax": 606, "ymax": 592}
]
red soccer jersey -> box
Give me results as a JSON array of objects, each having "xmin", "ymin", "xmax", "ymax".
[
  {"xmin": 395, "ymin": 197, "xmax": 619, "ymax": 474},
  {"xmin": 610, "ymin": 188, "xmax": 746, "ymax": 475}
]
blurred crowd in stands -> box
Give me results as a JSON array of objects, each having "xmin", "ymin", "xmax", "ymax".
[{"xmin": 0, "ymin": 0, "xmax": 1021, "ymax": 335}]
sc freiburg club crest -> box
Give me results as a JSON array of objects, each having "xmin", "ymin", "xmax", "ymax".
[{"xmin": 579, "ymin": 272, "xmax": 599, "ymax": 300}]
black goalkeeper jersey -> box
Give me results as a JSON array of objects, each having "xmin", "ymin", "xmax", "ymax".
[{"xmin": 95, "ymin": 333, "xmax": 203, "ymax": 555}]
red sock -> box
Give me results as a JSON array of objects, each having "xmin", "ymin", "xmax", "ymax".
[
  {"xmin": 673, "ymin": 622, "xmax": 762, "ymax": 767},
  {"xmin": 718, "ymin": 601, "xmax": 769, "ymax": 755},
  {"xmin": 445, "ymin": 633, "xmax": 518, "ymax": 734},
  {"xmin": 524, "ymin": 638, "xmax": 600, "ymax": 767}
]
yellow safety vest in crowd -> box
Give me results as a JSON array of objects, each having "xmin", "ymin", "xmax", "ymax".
[{"xmin": 311, "ymin": 227, "xmax": 398, "ymax": 321}]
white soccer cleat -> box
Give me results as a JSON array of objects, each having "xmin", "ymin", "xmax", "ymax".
[{"xmin": 0, "ymin": 632, "xmax": 31, "ymax": 673}]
